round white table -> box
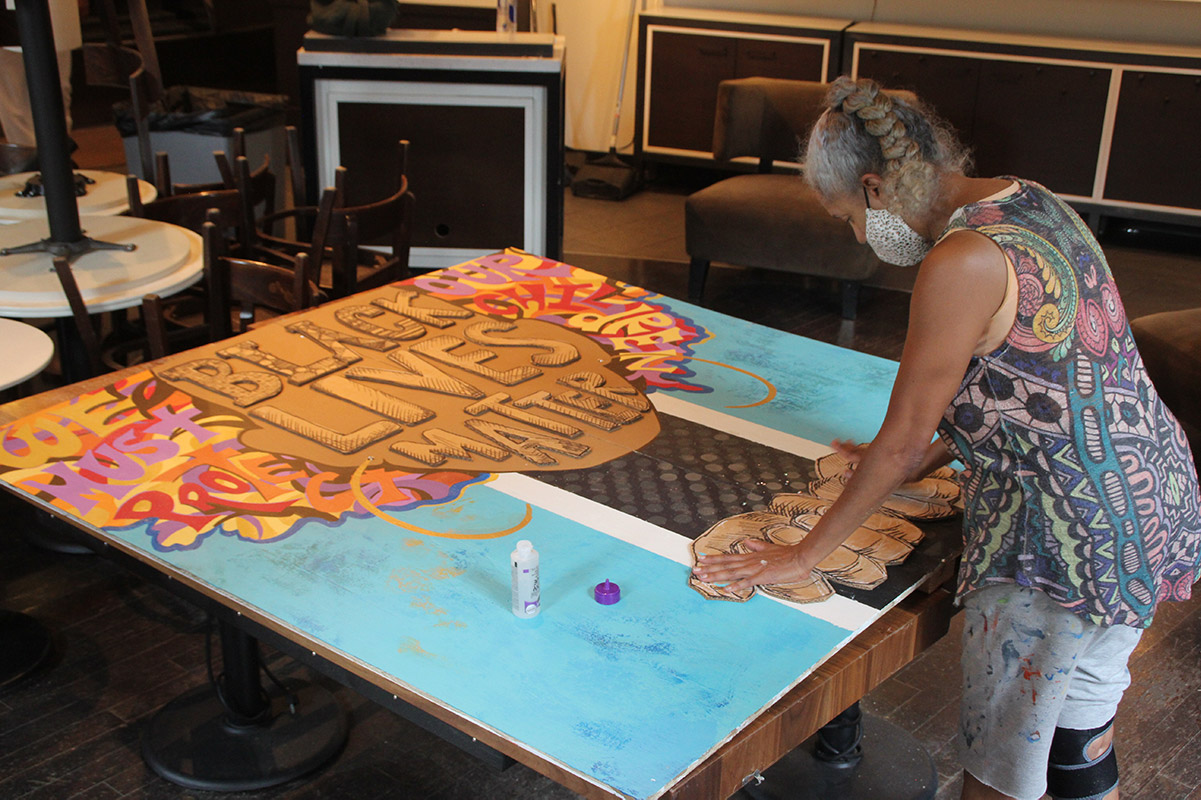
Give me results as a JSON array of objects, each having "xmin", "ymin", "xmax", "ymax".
[
  {"xmin": 0, "ymin": 214, "xmax": 204, "ymax": 317},
  {"xmin": 0, "ymin": 170, "xmax": 157, "ymax": 221},
  {"xmin": 0, "ymin": 318, "xmax": 53, "ymax": 390}
]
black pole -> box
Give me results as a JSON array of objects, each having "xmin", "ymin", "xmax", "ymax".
[
  {"xmin": 814, "ymin": 701, "xmax": 864, "ymax": 767},
  {"xmin": 14, "ymin": 0, "xmax": 81, "ymax": 244},
  {"xmin": 0, "ymin": 0, "xmax": 134, "ymax": 259},
  {"xmin": 218, "ymin": 621, "xmax": 271, "ymax": 725}
]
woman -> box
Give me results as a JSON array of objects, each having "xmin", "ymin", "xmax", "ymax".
[{"xmin": 693, "ymin": 76, "xmax": 1201, "ymax": 800}]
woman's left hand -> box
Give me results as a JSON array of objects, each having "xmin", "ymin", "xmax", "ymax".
[{"xmin": 692, "ymin": 539, "xmax": 811, "ymax": 592}]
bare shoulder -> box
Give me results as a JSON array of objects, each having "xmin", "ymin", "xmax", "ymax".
[
  {"xmin": 911, "ymin": 230, "xmax": 1008, "ymax": 319},
  {"xmin": 924, "ymin": 229, "xmax": 1005, "ymax": 278}
]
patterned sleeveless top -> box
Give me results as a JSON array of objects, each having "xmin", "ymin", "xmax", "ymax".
[{"xmin": 936, "ymin": 177, "xmax": 1201, "ymax": 628}]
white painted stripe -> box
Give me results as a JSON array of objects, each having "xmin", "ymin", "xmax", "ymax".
[
  {"xmin": 487, "ymin": 473, "xmax": 877, "ymax": 632},
  {"xmin": 489, "ymin": 472, "xmax": 694, "ymax": 565},
  {"xmin": 649, "ymin": 392, "xmax": 835, "ymax": 462}
]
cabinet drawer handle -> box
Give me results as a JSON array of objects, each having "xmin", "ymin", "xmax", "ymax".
[{"xmin": 699, "ymin": 46, "xmax": 729, "ymax": 57}]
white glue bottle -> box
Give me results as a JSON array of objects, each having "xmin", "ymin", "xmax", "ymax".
[{"xmin": 511, "ymin": 539, "xmax": 541, "ymax": 618}]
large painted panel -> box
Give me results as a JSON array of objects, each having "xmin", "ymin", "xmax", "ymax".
[{"xmin": 0, "ymin": 254, "xmax": 946, "ymax": 799}]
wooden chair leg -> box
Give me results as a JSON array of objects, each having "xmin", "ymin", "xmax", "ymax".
[
  {"xmin": 840, "ymin": 280, "xmax": 860, "ymax": 321},
  {"xmin": 52, "ymin": 257, "xmax": 104, "ymax": 379},
  {"xmin": 154, "ymin": 151, "xmax": 171, "ymax": 198},
  {"xmin": 142, "ymin": 293, "xmax": 168, "ymax": 360},
  {"xmin": 688, "ymin": 258, "xmax": 710, "ymax": 303}
]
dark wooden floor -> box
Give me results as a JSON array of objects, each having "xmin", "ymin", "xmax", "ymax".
[{"xmin": 3, "ymin": 129, "xmax": 1201, "ymax": 800}]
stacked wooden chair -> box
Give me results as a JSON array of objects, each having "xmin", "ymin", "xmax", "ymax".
[
  {"xmin": 684, "ymin": 78, "xmax": 883, "ymax": 319},
  {"xmin": 53, "ymin": 214, "xmax": 321, "ymax": 378},
  {"xmin": 57, "ymin": 119, "xmax": 412, "ymax": 377},
  {"xmin": 254, "ymin": 139, "xmax": 416, "ymax": 300},
  {"xmin": 82, "ymin": 0, "xmax": 162, "ymax": 186},
  {"xmin": 142, "ymin": 218, "xmax": 320, "ymax": 360}
]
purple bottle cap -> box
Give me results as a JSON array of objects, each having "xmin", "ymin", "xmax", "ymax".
[{"xmin": 594, "ymin": 579, "xmax": 621, "ymax": 605}]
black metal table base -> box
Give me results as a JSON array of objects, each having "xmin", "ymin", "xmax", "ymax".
[
  {"xmin": 3, "ymin": 491, "xmax": 94, "ymax": 554},
  {"xmin": 742, "ymin": 708, "xmax": 938, "ymax": 800},
  {"xmin": 141, "ymin": 621, "xmax": 347, "ymax": 792},
  {"xmin": 0, "ymin": 234, "xmax": 136, "ymax": 260},
  {"xmin": 0, "ymin": 609, "xmax": 53, "ymax": 689},
  {"xmin": 142, "ymin": 679, "xmax": 348, "ymax": 792}
]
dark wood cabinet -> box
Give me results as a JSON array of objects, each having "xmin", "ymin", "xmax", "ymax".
[
  {"xmin": 636, "ymin": 12, "xmax": 1201, "ymax": 223},
  {"xmin": 858, "ymin": 50, "xmax": 1109, "ymax": 196},
  {"xmin": 735, "ymin": 38, "xmax": 826, "ymax": 82},
  {"xmin": 855, "ymin": 49, "xmax": 980, "ymax": 149},
  {"xmin": 847, "ymin": 23, "xmax": 1201, "ymax": 225},
  {"xmin": 636, "ymin": 11, "xmax": 848, "ymax": 163},
  {"xmin": 646, "ymin": 31, "xmax": 738, "ymax": 154},
  {"xmin": 1106, "ymin": 71, "xmax": 1201, "ymax": 210},
  {"xmin": 972, "ymin": 61, "xmax": 1108, "ymax": 196}
]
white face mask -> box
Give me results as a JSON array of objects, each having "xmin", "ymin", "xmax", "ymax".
[{"xmin": 863, "ymin": 188, "xmax": 931, "ymax": 267}]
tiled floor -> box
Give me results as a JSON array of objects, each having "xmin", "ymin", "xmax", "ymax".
[{"xmin": 3, "ymin": 131, "xmax": 1201, "ymax": 799}]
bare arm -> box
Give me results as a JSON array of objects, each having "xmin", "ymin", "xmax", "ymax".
[
  {"xmin": 832, "ymin": 435, "xmax": 952, "ymax": 483},
  {"xmin": 912, "ymin": 437, "xmax": 954, "ymax": 480},
  {"xmin": 695, "ymin": 231, "xmax": 1003, "ymax": 591}
]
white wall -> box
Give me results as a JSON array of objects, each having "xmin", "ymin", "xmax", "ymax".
[
  {"xmin": 662, "ymin": 0, "xmax": 1201, "ymax": 47},
  {"xmin": 554, "ymin": 0, "xmax": 643, "ymax": 153}
]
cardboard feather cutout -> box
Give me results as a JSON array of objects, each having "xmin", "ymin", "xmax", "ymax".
[
  {"xmin": 809, "ymin": 452, "xmax": 961, "ymax": 520},
  {"xmin": 689, "ymin": 495, "xmax": 925, "ymax": 604}
]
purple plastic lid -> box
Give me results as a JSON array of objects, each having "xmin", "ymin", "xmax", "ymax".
[{"xmin": 594, "ymin": 579, "xmax": 621, "ymax": 605}]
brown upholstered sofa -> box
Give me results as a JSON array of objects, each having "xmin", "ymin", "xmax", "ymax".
[
  {"xmin": 684, "ymin": 78, "xmax": 880, "ymax": 318},
  {"xmin": 1130, "ymin": 308, "xmax": 1201, "ymax": 465}
]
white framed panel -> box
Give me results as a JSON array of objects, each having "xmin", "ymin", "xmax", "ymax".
[
  {"xmin": 312, "ymin": 78, "xmax": 548, "ymax": 270},
  {"xmin": 642, "ymin": 24, "xmax": 834, "ymax": 161}
]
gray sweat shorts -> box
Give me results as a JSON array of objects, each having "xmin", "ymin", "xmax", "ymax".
[{"xmin": 958, "ymin": 584, "xmax": 1143, "ymax": 800}]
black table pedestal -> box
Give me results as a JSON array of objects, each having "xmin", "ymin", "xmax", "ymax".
[
  {"xmin": 141, "ymin": 621, "xmax": 348, "ymax": 792},
  {"xmin": 742, "ymin": 704, "xmax": 938, "ymax": 800},
  {"xmin": 0, "ymin": 234, "xmax": 136, "ymax": 259},
  {"xmin": 17, "ymin": 501, "xmax": 94, "ymax": 555},
  {"xmin": 0, "ymin": 609, "xmax": 53, "ymax": 689}
]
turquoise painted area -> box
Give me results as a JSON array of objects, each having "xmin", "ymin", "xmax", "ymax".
[
  {"xmin": 111, "ymin": 483, "xmax": 849, "ymax": 799},
  {"xmin": 658, "ymin": 300, "xmax": 899, "ymax": 446}
]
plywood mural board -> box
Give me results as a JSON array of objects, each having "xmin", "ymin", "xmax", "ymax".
[{"xmin": 0, "ymin": 252, "xmax": 958, "ymax": 800}]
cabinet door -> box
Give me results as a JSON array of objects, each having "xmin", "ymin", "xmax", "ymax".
[
  {"xmin": 337, "ymin": 102, "xmax": 526, "ymax": 250},
  {"xmin": 854, "ymin": 47, "xmax": 979, "ymax": 146},
  {"xmin": 647, "ymin": 31, "xmax": 736, "ymax": 154},
  {"xmin": 735, "ymin": 38, "xmax": 825, "ymax": 81},
  {"xmin": 1106, "ymin": 71, "xmax": 1201, "ymax": 209},
  {"xmin": 972, "ymin": 61, "xmax": 1108, "ymax": 196}
]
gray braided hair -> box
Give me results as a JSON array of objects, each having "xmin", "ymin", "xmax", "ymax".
[{"xmin": 803, "ymin": 76, "xmax": 971, "ymax": 219}]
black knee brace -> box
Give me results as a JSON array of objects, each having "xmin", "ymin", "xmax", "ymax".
[{"xmin": 1046, "ymin": 717, "xmax": 1119, "ymax": 800}]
